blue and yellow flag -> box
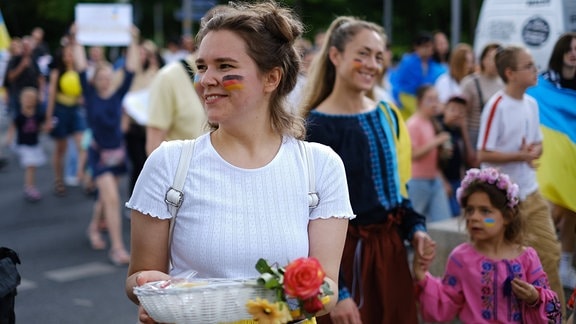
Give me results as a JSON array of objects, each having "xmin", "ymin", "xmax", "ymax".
[
  {"xmin": 527, "ymin": 76, "xmax": 576, "ymax": 212},
  {"xmin": 0, "ymin": 9, "xmax": 10, "ymax": 50}
]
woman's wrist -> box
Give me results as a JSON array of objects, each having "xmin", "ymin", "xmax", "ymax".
[{"xmin": 338, "ymin": 286, "xmax": 350, "ymax": 302}]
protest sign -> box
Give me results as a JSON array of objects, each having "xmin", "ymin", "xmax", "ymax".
[{"xmin": 76, "ymin": 4, "xmax": 132, "ymax": 46}]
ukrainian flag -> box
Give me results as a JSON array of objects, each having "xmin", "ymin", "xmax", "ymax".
[
  {"xmin": 0, "ymin": 9, "xmax": 10, "ymax": 50},
  {"xmin": 527, "ymin": 76, "xmax": 576, "ymax": 213}
]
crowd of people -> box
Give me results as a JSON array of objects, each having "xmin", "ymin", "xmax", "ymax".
[{"xmin": 1, "ymin": 1, "xmax": 576, "ymax": 323}]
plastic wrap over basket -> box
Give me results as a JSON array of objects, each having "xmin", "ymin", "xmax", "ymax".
[{"xmin": 134, "ymin": 279, "xmax": 276, "ymax": 324}]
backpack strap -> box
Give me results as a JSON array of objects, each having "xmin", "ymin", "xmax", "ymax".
[
  {"xmin": 165, "ymin": 140, "xmax": 196, "ymax": 269},
  {"xmin": 298, "ymin": 140, "xmax": 319, "ymax": 209}
]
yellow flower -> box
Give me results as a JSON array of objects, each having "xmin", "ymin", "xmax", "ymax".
[
  {"xmin": 321, "ymin": 295, "xmax": 330, "ymax": 305},
  {"xmin": 246, "ymin": 298, "xmax": 292, "ymax": 324}
]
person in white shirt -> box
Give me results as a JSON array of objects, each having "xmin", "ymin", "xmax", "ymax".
[
  {"xmin": 434, "ymin": 43, "xmax": 475, "ymax": 104},
  {"xmin": 125, "ymin": 3, "xmax": 354, "ymax": 323}
]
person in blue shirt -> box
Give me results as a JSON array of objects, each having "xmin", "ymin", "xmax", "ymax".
[
  {"xmin": 71, "ymin": 24, "xmax": 139, "ymax": 266},
  {"xmin": 390, "ymin": 31, "xmax": 446, "ymax": 120}
]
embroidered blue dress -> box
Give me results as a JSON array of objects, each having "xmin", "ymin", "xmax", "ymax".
[
  {"xmin": 306, "ymin": 103, "xmax": 426, "ymax": 323},
  {"xmin": 306, "ymin": 105, "xmax": 424, "ymax": 232}
]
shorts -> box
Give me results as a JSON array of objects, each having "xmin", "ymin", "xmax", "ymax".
[
  {"xmin": 88, "ymin": 145, "xmax": 127, "ymax": 179},
  {"xmin": 17, "ymin": 145, "xmax": 46, "ymax": 168},
  {"xmin": 50, "ymin": 103, "xmax": 86, "ymax": 139}
]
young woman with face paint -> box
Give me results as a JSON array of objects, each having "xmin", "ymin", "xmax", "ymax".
[
  {"xmin": 301, "ymin": 16, "xmax": 434, "ymax": 324},
  {"xmin": 413, "ymin": 168, "xmax": 562, "ymax": 323},
  {"xmin": 125, "ymin": 2, "xmax": 354, "ymax": 323}
]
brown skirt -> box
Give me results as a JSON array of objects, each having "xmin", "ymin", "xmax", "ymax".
[{"xmin": 318, "ymin": 213, "xmax": 418, "ymax": 324}]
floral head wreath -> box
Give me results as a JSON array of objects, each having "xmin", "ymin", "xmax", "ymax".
[{"xmin": 456, "ymin": 168, "xmax": 520, "ymax": 208}]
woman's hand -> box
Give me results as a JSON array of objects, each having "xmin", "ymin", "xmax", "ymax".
[
  {"xmin": 128, "ymin": 270, "xmax": 171, "ymax": 323},
  {"xmin": 412, "ymin": 231, "xmax": 436, "ymax": 282},
  {"xmin": 412, "ymin": 231, "xmax": 436, "ymax": 267},
  {"xmin": 329, "ymin": 298, "xmax": 363, "ymax": 324},
  {"xmin": 137, "ymin": 304, "xmax": 156, "ymax": 324}
]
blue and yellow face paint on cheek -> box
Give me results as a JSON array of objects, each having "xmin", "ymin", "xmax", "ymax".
[
  {"xmin": 484, "ymin": 218, "xmax": 496, "ymax": 227},
  {"xmin": 222, "ymin": 75, "xmax": 244, "ymax": 91},
  {"xmin": 193, "ymin": 73, "xmax": 202, "ymax": 94}
]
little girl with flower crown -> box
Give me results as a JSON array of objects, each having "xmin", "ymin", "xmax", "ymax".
[{"xmin": 413, "ymin": 168, "xmax": 562, "ymax": 323}]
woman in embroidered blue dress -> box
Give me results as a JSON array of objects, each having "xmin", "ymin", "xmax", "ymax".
[{"xmin": 300, "ymin": 16, "xmax": 434, "ymax": 324}]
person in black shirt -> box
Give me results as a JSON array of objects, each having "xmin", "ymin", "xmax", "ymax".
[
  {"xmin": 542, "ymin": 32, "xmax": 576, "ymax": 90},
  {"xmin": 4, "ymin": 37, "xmax": 45, "ymax": 117},
  {"xmin": 436, "ymin": 95, "xmax": 467, "ymax": 217},
  {"xmin": 4, "ymin": 87, "xmax": 46, "ymax": 201}
]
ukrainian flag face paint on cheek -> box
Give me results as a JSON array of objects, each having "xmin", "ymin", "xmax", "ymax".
[
  {"xmin": 222, "ymin": 75, "xmax": 244, "ymax": 91},
  {"xmin": 484, "ymin": 218, "xmax": 496, "ymax": 227},
  {"xmin": 352, "ymin": 59, "xmax": 363, "ymax": 70}
]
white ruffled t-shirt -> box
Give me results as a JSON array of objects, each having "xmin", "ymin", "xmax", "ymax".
[{"xmin": 126, "ymin": 133, "xmax": 354, "ymax": 278}]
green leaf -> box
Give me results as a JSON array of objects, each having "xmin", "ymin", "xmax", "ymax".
[
  {"xmin": 321, "ymin": 282, "xmax": 333, "ymax": 296},
  {"xmin": 258, "ymin": 273, "xmax": 281, "ymax": 290},
  {"xmin": 264, "ymin": 277, "xmax": 280, "ymax": 289},
  {"xmin": 255, "ymin": 258, "xmax": 272, "ymax": 274}
]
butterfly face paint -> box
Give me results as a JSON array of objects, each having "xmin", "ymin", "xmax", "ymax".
[
  {"xmin": 484, "ymin": 218, "xmax": 496, "ymax": 227},
  {"xmin": 222, "ymin": 75, "xmax": 244, "ymax": 91}
]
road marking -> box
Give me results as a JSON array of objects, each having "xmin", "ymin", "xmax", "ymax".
[
  {"xmin": 18, "ymin": 278, "xmax": 37, "ymax": 291},
  {"xmin": 44, "ymin": 262, "xmax": 117, "ymax": 282},
  {"xmin": 73, "ymin": 298, "xmax": 94, "ymax": 307}
]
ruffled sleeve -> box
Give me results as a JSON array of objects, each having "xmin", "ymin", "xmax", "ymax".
[
  {"xmin": 125, "ymin": 140, "xmax": 183, "ymax": 220},
  {"xmin": 417, "ymin": 252, "xmax": 465, "ymax": 322},
  {"xmin": 521, "ymin": 247, "xmax": 562, "ymax": 324}
]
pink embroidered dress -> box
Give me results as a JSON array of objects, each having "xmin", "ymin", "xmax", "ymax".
[{"xmin": 417, "ymin": 243, "xmax": 561, "ymax": 323}]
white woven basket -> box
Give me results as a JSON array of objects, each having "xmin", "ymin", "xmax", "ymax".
[{"xmin": 134, "ymin": 279, "xmax": 276, "ymax": 324}]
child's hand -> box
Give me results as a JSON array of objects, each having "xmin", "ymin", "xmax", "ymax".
[
  {"xmin": 412, "ymin": 232, "xmax": 436, "ymax": 281},
  {"xmin": 435, "ymin": 132, "xmax": 451, "ymax": 146},
  {"xmin": 43, "ymin": 117, "xmax": 54, "ymax": 133},
  {"xmin": 511, "ymin": 278, "xmax": 539, "ymax": 305},
  {"xmin": 519, "ymin": 139, "xmax": 540, "ymax": 168}
]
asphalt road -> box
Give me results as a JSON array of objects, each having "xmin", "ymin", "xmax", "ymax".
[{"xmin": 0, "ymin": 114, "xmax": 137, "ymax": 323}]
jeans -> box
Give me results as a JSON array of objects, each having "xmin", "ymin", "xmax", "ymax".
[{"xmin": 407, "ymin": 176, "xmax": 451, "ymax": 223}]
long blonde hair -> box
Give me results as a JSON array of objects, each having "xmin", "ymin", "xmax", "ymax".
[{"xmin": 299, "ymin": 17, "xmax": 387, "ymax": 118}]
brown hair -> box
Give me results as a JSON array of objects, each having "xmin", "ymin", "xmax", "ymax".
[
  {"xmin": 448, "ymin": 43, "xmax": 473, "ymax": 83},
  {"xmin": 459, "ymin": 182, "xmax": 523, "ymax": 244},
  {"xmin": 548, "ymin": 32, "xmax": 576, "ymax": 73},
  {"xmin": 300, "ymin": 16, "xmax": 386, "ymax": 118},
  {"xmin": 495, "ymin": 45, "xmax": 526, "ymax": 83},
  {"xmin": 195, "ymin": 1, "xmax": 305, "ymax": 139},
  {"xmin": 478, "ymin": 43, "xmax": 501, "ymax": 72},
  {"xmin": 415, "ymin": 84, "xmax": 435, "ymax": 103}
]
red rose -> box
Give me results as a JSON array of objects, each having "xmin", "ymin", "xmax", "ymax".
[
  {"xmin": 302, "ymin": 297, "xmax": 324, "ymax": 314},
  {"xmin": 283, "ymin": 257, "xmax": 326, "ymax": 299}
]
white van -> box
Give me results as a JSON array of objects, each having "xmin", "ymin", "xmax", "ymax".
[{"xmin": 474, "ymin": 0, "xmax": 576, "ymax": 71}]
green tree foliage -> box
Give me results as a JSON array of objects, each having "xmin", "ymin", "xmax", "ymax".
[{"xmin": 0, "ymin": 0, "xmax": 482, "ymax": 53}]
